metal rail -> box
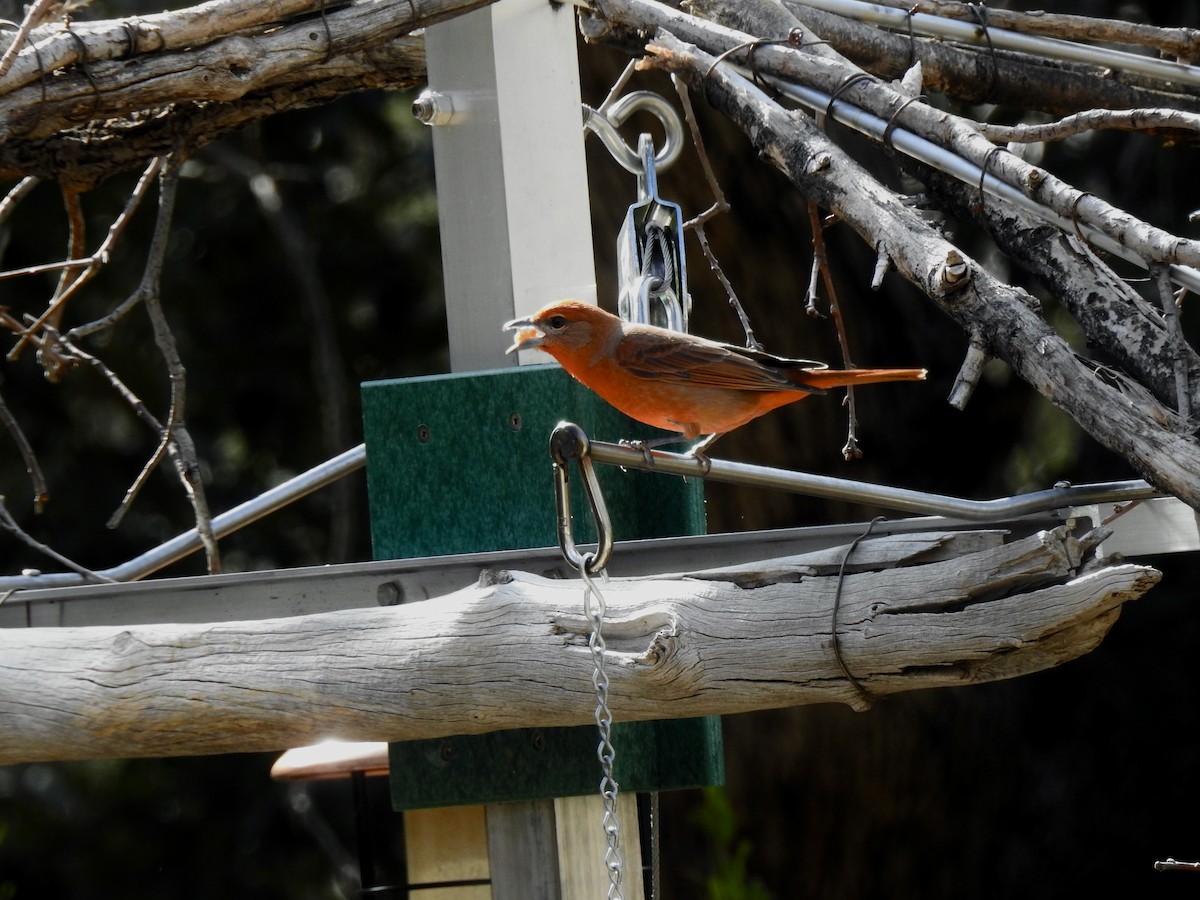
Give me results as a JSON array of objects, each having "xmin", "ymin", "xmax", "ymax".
[
  {"xmin": 551, "ymin": 423, "xmax": 1160, "ymax": 522},
  {"xmin": 1, "ymin": 514, "xmax": 1058, "ymax": 628},
  {"xmin": 0, "ymin": 425, "xmax": 1165, "ymax": 597}
]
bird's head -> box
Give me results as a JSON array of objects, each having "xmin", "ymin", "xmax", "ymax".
[{"xmin": 503, "ymin": 299, "xmax": 616, "ymax": 360}]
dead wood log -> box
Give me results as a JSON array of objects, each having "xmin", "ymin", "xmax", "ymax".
[{"xmin": 0, "ymin": 527, "xmax": 1159, "ymax": 765}]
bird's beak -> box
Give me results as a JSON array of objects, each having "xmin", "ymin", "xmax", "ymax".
[{"xmin": 503, "ymin": 316, "xmax": 545, "ymax": 354}]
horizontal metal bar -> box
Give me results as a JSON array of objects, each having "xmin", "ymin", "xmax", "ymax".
[
  {"xmin": 792, "ymin": 0, "xmax": 1200, "ymax": 89},
  {"xmin": 579, "ymin": 437, "xmax": 1160, "ymax": 521},
  {"xmin": 0, "ymin": 513, "xmax": 1058, "ymax": 628}
]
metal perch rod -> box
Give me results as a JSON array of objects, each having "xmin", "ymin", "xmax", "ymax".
[{"xmin": 552, "ymin": 423, "xmax": 1160, "ymax": 521}]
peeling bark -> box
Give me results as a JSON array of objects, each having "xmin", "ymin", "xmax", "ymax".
[{"xmin": 0, "ymin": 528, "xmax": 1159, "ymax": 763}]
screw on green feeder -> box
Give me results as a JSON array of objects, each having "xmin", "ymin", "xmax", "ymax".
[{"xmin": 550, "ymin": 421, "xmax": 613, "ymax": 575}]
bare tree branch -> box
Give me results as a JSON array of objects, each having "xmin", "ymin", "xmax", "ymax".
[
  {"xmin": 0, "ymin": 0, "xmax": 492, "ymax": 187},
  {"xmin": 761, "ymin": 1, "xmax": 1200, "ymax": 118},
  {"xmin": 589, "ymin": 7, "xmax": 1200, "ymax": 507},
  {"xmin": 976, "ymin": 108, "xmax": 1200, "ymax": 144},
  {"xmin": 130, "ymin": 155, "xmax": 222, "ymax": 573}
]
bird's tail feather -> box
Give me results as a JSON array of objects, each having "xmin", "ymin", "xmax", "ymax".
[{"xmin": 794, "ymin": 367, "xmax": 928, "ymax": 390}]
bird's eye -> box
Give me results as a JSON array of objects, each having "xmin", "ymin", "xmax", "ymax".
[{"xmin": 546, "ymin": 315, "xmax": 568, "ymax": 330}]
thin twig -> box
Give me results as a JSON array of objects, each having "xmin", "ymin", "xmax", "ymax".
[
  {"xmin": 806, "ymin": 200, "xmax": 862, "ymax": 459},
  {"xmin": 0, "ymin": 0, "xmax": 56, "ymax": 80},
  {"xmin": 0, "ymin": 495, "xmax": 115, "ymax": 583},
  {"xmin": 0, "ymin": 257, "xmax": 94, "ymax": 282},
  {"xmin": 8, "ymin": 158, "xmax": 163, "ymax": 356},
  {"xmin": 1153, "ymin": 264, "xmax": 1192, "ymax": 422},
  {"xmin": 0, "ymin": 389, "xmax": 48, "ymax": 511},
  {"xmin": 53, "ymin": 188, "xmax": 87, "ymax": 321},
  {"xmin": 674, "ymin": 75, "xmax": 729, "ymax": 221},
  {"xmin": 137, "ymin": 154, "xmax": 222, "ymax": 573},
  {"xmin": 0, "ymin": 176, "xmax": 38, "ymax": 229},
  {"xmin": 692, "ymin": 221, "xmax": 763, "ymax": 350},
  {"xmin": 112, "ymin": 430, "xmax": 175, "ymax": 529},
  {"xmin": 672, "ymin": 73, "xmax": 764, "ymax": 349},
  {"xmin": 24, "ymin": 186, "xmax": 91, "ymax": 382},
  {"xmin": 598, "ymin": 58, "xmax": 640, "ymax": 113},
  {"xmin": 977, "ymin": 108, "xmax": 1200, "ymax": 144}
]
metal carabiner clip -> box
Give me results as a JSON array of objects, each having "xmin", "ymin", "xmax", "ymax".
[{"xmin": 549, "ymin": 423, "xmax": 613, "ymax": 575}]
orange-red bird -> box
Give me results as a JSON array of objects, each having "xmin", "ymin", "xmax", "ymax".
[{"xmin": 505, "ymin": 299, "xmax": 927, "ymax": 455}]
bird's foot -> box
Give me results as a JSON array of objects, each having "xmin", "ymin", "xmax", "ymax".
[
  {"xmin": 684, "ymin": 434, "xmax": 720, "ymax": 476},
  {"xmin": 619, "ymin": 434, "xmax": 687, "ymax": 471},
  {"xmin": 684, "ymin": 446, "xmax": 713, "ymax": 477},
  {"xmin": 619, "ymin": 438, "xmax": 658, "ymax": 470}
]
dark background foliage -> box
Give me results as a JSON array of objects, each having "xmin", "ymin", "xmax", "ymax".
[{"xmin": 2, "ymin": 0, "xmax": 1199, "ymax": 897}]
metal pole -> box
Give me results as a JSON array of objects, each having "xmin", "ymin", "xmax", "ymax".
[{"xmin": 554, "ymin": 424, "xmax": 1161, "ymax": 522}]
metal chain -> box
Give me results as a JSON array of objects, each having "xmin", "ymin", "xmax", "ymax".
[{"xmin": 581, "ymin": 560, "xmax": 623, "ymax": 900}]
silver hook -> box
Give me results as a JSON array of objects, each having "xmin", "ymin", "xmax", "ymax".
[
  {"xmin": 549, "ymin": 423, "xmax": 613, "ymax": 575},
  {"xmin": 582, "ymin": 91, "xmax": 685, "ymax": 176}
]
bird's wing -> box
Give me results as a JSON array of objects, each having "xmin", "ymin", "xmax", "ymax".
[{"xmin": 616, "ymin": 328, "xmax": 828, "ymax": 393}]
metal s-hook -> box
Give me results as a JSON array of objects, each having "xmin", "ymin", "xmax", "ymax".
[
  {"xmin": 550, "ymin": 422, "xmax": 614, "ymax": 575},
  {"xmin": 582, "ymin": 91, "xmax": 685, "ymax": 176}
]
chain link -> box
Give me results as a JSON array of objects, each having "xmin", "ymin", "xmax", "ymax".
[{"xmin": 581, "ymin": 559, "xmax": 623, "ymax": 900}]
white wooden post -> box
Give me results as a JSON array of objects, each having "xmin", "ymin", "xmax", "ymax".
[
  {"xmin": 414, "ymin": 2, "xmax": 641, "ymax": 898},
  {"xmin": 422, "ymin": 0, "xmax": 597, "ymax": 371}
]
